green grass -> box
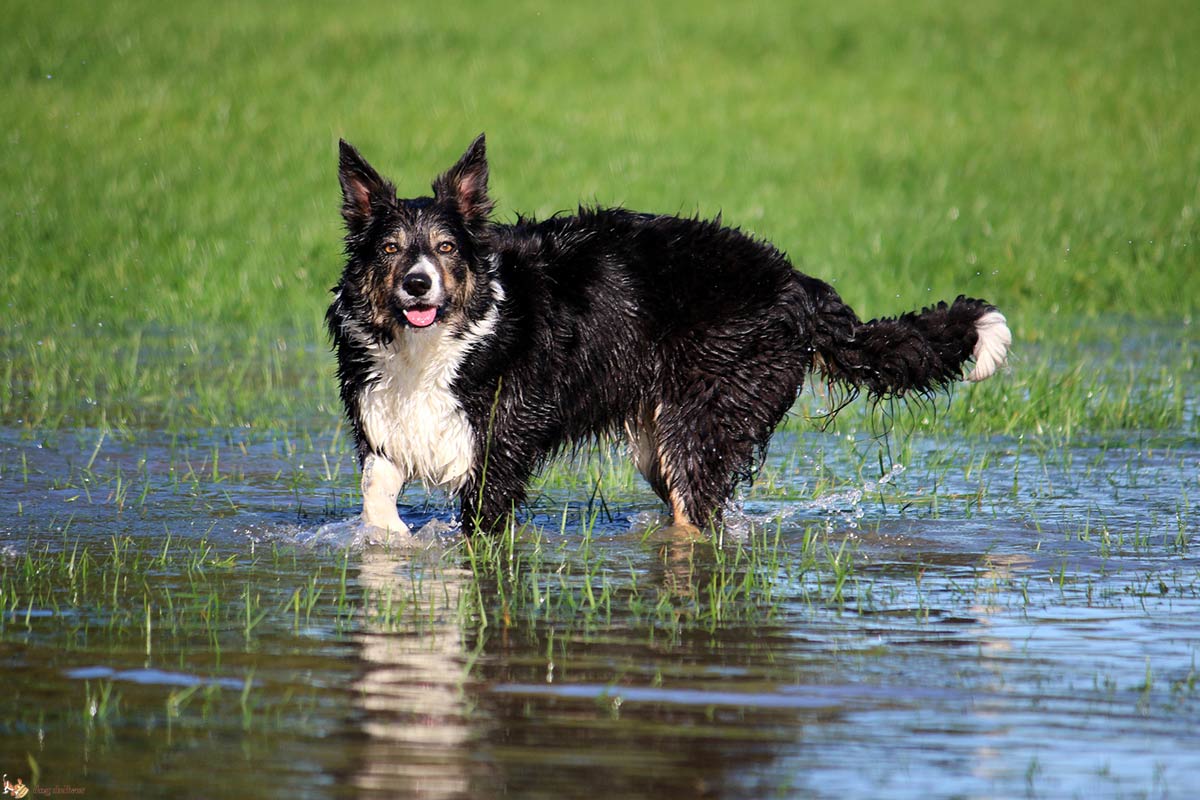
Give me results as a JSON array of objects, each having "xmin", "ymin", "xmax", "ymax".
[{"xmin": 3, "ymin": 0, "xmax": 1198, "ymax": 436}]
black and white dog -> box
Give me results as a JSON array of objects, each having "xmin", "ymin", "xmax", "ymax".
[{"xmin": 327, "ymin": 135, "xmax": 1011, "ymax": 536}]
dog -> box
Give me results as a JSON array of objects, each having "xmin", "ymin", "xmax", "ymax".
[{"xmin": 327, "ymin": 134, "xmax": 1011, "ymax": 536}]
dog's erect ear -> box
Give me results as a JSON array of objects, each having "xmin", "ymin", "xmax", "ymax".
[
  {"xmin": 433, "ymin": 133, "xmax": 493, "ymax": 223},
  {"xmin": 338, "ymin": 140, "xmax": 392, "ymax": 233}
]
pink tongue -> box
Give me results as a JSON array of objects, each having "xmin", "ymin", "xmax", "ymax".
[{"xmin": 404, "ymin": 307, "xmax": 438, "ymax": 328}]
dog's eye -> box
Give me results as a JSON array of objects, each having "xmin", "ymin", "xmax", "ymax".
[
  {"xmin": 383, "ymin": 242, "xmax": 399, "ymax": 255},
  {"xmin": 436, "ymin": 241, "xmax": 456, "ymax": 254}
]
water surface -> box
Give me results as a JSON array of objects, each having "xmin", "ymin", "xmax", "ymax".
[{"xmin": 1, "ymin": 365, "xmax": 1197, "ymax": 799}]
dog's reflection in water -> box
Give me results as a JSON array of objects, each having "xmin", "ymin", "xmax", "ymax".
[{"xmin": 350, "ymin": 546, "xmax": 474, "ymax": 797}]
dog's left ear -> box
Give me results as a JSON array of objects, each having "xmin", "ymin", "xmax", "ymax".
[{"xmin": 433, "ymin": 133, "xmax": 493, "ymax": 223}]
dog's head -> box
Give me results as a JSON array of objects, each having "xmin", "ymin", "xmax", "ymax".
[{"xmin": 335, "ymin": 134, "xmax": 493, "ymax": 342}]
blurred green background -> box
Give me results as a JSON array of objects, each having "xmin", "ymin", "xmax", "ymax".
[{"xmin": 3, "ymin": 0, "xmax": 1197, "ymax": 429}]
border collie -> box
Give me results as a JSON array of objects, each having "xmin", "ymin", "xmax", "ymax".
[{"xmin": 327, "ymin": 135, "xmax": 1011, "ymax": 536}]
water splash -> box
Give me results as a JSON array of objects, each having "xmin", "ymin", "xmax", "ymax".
[
  {"xmin": 806, "ymin": 463, "xmax": 906, "ymax": 529},
  {"xmin": 724, "ymin": 463, "xmax": 907, "ymax": 536},
  {"xmin": 290, "ymin": 515, "xmax": 460, "ymax": 551}
]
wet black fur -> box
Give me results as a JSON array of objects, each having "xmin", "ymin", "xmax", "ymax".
[{"xmin": 328, "ymin": 135, "xmax": 999, "ymax": 532}]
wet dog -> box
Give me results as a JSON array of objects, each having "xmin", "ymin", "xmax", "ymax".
[{"xmin": 327, "ymin": 135, "xmax": 1011, "ymax": 536}]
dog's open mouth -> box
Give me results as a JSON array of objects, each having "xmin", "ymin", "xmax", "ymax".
[{"xmin": 403, "ymin": 306, "xmax": 440, "ymax": 328}]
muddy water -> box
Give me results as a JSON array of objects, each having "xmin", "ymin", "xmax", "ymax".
[{"xmin": 1, "ymin": 417, "xmax": 1198, "ymax": 798}]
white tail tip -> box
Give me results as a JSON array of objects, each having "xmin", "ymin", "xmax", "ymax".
[{"xmin": 965, "ymin": 309, "xmax": 1012, "ymax": 382}]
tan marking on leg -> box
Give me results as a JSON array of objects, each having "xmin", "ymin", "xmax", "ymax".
[
  {"xmin": 626, "ymin": 402, "xmax": 671, "ymax": 503},
  {"xmin": 648, "ymin": 403, "xmax": 695, "ymax": 529}
]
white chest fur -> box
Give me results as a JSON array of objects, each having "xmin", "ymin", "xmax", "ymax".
[{"xmin": 357, "ymin": 328, "xmax": 477, "ymax": 493}]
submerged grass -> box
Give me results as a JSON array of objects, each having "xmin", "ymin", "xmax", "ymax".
[
  {"xmin": 455, "ymin": 515, "xmax": 852, "ymax": 636},
  {"xmin": 0, "ymin": 513, "xmax": 857, "ymax": 658},
  {"xmin": 0, "ymin": 518, "xmax": 860, "ymax": 767}
]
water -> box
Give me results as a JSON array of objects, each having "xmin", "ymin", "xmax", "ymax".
[{"xmin": 1, "ymin": 409, "xmax": 1198, "ymax": 797}]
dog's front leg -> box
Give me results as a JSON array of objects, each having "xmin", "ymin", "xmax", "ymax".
[
  {"xmin": 361, "ymin": 453, "xmax": 412, "ymax": 537},
  {"xmin": 459, "ymin": 450, "xmax": 531, "ymax": 535}
]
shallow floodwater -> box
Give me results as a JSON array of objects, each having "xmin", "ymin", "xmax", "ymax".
[{"xmin": 2, "ymin": 404, "xmax": 1199, "ymax": 797}]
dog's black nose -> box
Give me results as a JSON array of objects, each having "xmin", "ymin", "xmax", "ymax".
[{"xmin": 401, "ymin": 271, "xmax": 432, "ymax": 297}]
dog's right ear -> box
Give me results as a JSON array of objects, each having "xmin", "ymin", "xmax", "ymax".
[{"xmin": 338, "ymin": 140, "xmax": 393, "ymax": 233}]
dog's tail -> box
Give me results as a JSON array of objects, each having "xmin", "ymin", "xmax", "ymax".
[{"xmin": 796, "ymin": 274, "xmax": 1011, "ymax": 401}]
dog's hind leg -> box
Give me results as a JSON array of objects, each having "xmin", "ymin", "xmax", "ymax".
[
  {"xmin": 361, "ymin": 454, "xmax": 412, "ymax": 537},
  {"xmin": 629, "ymin": 407, "xmax": 737, "ymax": 531},
  {"xmin": 650, "ymin": 326, "xmax": 810, "ymax": 530},
  {"xmin": 625, "ymin": 403, "xmax": 673, "ymax": 510},
  {"xmin": 626, "ymin": 397, "xmax": 749, "ymax": 530},
  {"xmin": 651, "ymin": 401, "xmax": 751, "ymax": 530}
]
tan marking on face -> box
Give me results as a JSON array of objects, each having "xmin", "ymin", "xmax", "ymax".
[
  {"xmin": 424, "ymin": 227, "xmax": 476, "ymax": 327},
  {"xmin": 381, "ymin": 229, "xmax": 408, "ymax": 255},
  {"xmin": 367, "ymin": 266, "xmax": 400, "ymax": 336}
]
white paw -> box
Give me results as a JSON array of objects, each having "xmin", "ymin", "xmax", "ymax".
[{"xmin": 361, "ymin": 454, "xmax": 411, "ymax": 537}]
